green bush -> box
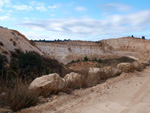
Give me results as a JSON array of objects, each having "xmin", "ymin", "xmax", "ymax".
[
  {"xmin": 0, "ymin": 41, "xmax": 4, "ymax": 46},
  {"xmin": 84, "ymin": 56, "xmax": 88, "ymax": 61}
]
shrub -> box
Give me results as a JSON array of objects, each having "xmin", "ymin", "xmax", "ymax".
[
  {"xmin": 84, "ymin": 56, "xmax": 88, "ymax": 61},
  {"xmin": 0, "ymin": 41, "xmax": 4, "ymax": 46},
  {"xmin": 13, "ymin": 41, "xmax": 16, "ymax": 46},
  {"xmin": 0, "ymin": 82, "xmax": 38, "ymax": 112},
  {"xmin": 2, "ymin": 50, "xmax": 8, "ymax": 54},
  {"xmin": 0, "ymin": 54, "xmax": 7, "ymax": 70}
]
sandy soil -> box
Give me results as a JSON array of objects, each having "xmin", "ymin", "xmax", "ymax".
[{"xmin": 19, "ymin": 66, "xmax": 150, "ymax": 113}]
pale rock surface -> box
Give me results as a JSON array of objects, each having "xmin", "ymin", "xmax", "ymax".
[
  {"xmin": 64, "ymin": 72, "xmax": 83, "ymax": 89},
  {"xmin": 117, "ymin": 63, "xmax": 134, "ymax": 73},
  {"xmin": 101, "ymin": 66, "xmax": 122, "ymax": 79},
  {"xmin": 35, "ymin": 37, "xmax": 150, "ymax": 64},
  {"xmin": 86, "ymin": 68, "xmax": 101, "ymax": 87},
  {"xmin": 89, "ymin": 68, "xmax": 100, "ymax": 74},
  {"xmin": 29, "ymin": 73, "xmax": 65, "ymax": 95}
]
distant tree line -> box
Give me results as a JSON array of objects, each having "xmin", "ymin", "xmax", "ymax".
[
  {"xmin": 30, "ymin": 39, "xmax": 71, "ymax": 42},
  {"xmin": 131, "ymin": 35, "xmax": 146, "ymax": 39}
]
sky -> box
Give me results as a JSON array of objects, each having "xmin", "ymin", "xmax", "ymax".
[{"xmin": 0, "ymin": 0, "xmax": 150, "ymax": 41}]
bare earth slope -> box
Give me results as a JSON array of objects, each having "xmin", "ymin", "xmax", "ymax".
[
  {"xmin": 20, "ymin": 66, "xmax": 150, "ymax": 113},
  {"xmin": 0, "ymin": 27, "xmax": 44, "ymax": 61}
]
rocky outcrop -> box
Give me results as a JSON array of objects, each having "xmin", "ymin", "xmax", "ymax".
[
  {"xmin": 64, "ymin": 72, "xmax": 83, "ymax": 89},
  {"xmin": 29, "ymin": 73, "xmax": 65, "ymax": 95}
]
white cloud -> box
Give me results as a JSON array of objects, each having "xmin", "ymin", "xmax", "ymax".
[
  {"xmin": 0, "ymin": 0, "xmax": 11, "ymax": 11},
  {"xmin": 0, "ymin": 0, "xmax": 10, "ymax": 6},
  {"xmin": 13, "ymin": 5, "xmax": 33, "ymax": 10},
  {"xmin": 75, "ymin": 6, "xmax": 86, "ymax": 12},
  {"xmin": 30, "ymin": 1, "xmax": 47, "ymax": 12},
  {"xmin": 19, "ymin": 10, "xmax": 150, "ymax": 36},
  {"xmin": 101, "ymin": 3, "xmax": 131, "ymax": 12},
  {"xmin": 48, "ymin": 4, "xmax": 61, "ymax": 9},
  {"xmin": 0, "ymin": 15, "xmax": 9, "ymax": 20},
  {"xmin": 35, "ymin": 6, "xmax": 47, "ymax": 11}
]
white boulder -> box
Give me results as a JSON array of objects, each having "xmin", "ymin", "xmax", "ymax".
[
  {"xmin": 29, "ymin": 73, "xmax": 65, "ymax": 95},
  {"xmin": 64, "ymin": 72, "xmax": 83, "ymax": 89}
]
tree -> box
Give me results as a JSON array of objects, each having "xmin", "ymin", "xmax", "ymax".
[
  {"xmin": 142, "ymin": 36, "xmax": 145, "ymax": 39},
  {"xmin": 84, "ymin": 56, "xmax": 88, "ymax": 61}
]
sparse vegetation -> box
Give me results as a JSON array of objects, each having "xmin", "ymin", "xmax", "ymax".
[
  {"xmin": 0, "ymin": 50, "xmax": 70, "ymax": 112},
  {"xmin": 2, "ymin": 50, "xmax": 8, "ymax": 54},
  {"xmin": 0, "ymin": 41, "xmax": 4, "ymax": 46},
  {"xmin": 0, "ymin": 80, "xmax": 38, "ymax": 112},
  {"xmin": 69, "ymin": 57, "xmax": 135, "ymax": 67},
  {"xmin": 13, "ymin": 41, "xmax": 16, "ymax": 46},
  {"xmin": 84, "ymin": 56, "xmax": 88, "ymax": 61}
]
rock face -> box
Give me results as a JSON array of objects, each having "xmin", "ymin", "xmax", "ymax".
[
  {"xmin": 64, "ymin": 72, "xmax": 83, "ymax": 89},
  {"xmin": 35, "ymin": 41, "xmax": 112, "ymax": 64},
  {"xmin": 35, "ymin": 37, "xmax": 150, "ymax": 64},
  {"xmin": 29, "ymin": 73, "xmax": 65, "ymax": 95},
  {"xmin": 0, "ymin": 27, "xmax": 44, "ymax": 62}
]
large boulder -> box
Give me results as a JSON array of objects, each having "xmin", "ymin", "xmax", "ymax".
[
  {"xmin": 29, "ymin": 73, "xmax": 65, "ymax": 96},
  {"xmin": 100, "ymin": 66, "xmax": 122, "ymax": 80},
  {"xmin": 117, "ymin": 63, "xmax": 135, "ymax": 73},
  {"xmin": 133, "ymin": 60, "xmax": 150, "ymax": 71},
  {"xmin": 64, "ymin": 72, "xmax": 83, "ymax": 89},
  {"xmin": 85, "ymin": 68, "xmax": 101, "ymax": 87}
]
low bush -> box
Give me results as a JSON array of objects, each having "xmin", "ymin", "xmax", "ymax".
[
  {"xmin": 0, "ymin": 81, "xmax": 38, "ymax": 112},
  {"xmin": 0, "ymin": 41, "xmax": 4, "ymax": 46}
]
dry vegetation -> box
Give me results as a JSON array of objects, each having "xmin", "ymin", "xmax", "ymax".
[
  {"xmin": 0, "ymin": 50, "xmax": 69, "ymax": 112},
  {"xmin": 0, "ymin": 51, "xmax": 149, "ymax": 112}
]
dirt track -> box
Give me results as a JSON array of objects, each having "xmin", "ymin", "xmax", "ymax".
[{"xmin": 19, "ymin": 66, "xmax": 150, "ymax": 113}]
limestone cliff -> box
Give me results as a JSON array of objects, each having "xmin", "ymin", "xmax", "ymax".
[
  {"xmin": 35, "ymin": 41, "xmax": 113, "ymax": 64},
  {"xmin": 35, "ymin": 37, "xmax": 149, "ymax": 64}
]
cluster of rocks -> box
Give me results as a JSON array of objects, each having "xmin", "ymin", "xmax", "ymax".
[{"xmin": 29, "ymin": 61, "xmax": 150, "ymax": 96}]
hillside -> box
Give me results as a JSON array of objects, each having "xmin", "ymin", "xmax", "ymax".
[
  {"xmin": 34, "ymin": 37, "xmax": 149, "ymax": 64},
  {"xmin": 0, "ymin": 27, "xmax": 44, "ymax": 62}
]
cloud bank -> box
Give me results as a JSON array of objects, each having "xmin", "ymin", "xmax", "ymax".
[{"xmin": 19, "ymin": 10, "xmax": 150, "ymax": 36}]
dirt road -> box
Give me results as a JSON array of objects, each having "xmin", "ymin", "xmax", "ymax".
[{"xmin": 19, "ymin": 66, "xmax": 150, "ymax": 113}]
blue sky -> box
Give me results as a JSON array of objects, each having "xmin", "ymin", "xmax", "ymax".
[{"xmin": 0, "ymin": 0, "xmax": 150, "ymax": 41}]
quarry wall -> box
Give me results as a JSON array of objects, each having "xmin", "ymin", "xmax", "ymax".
[{"xmin": 35, "ymin": 37, "xmax": 150, "ymax": 64}]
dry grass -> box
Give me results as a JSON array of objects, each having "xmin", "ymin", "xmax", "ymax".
[{"xmin": 0, "ymin": 79, "xmax": 38, "ymax": 112}]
